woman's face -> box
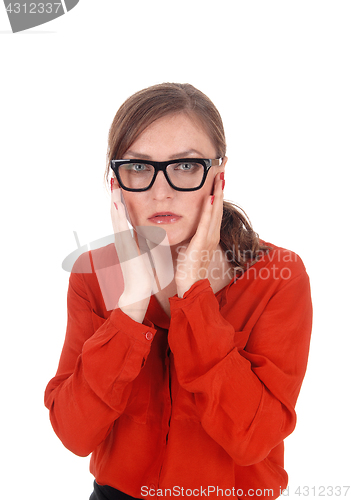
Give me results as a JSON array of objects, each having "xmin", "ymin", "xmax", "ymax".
[{"xmin": 118, "ymin": 113, "xmax": 226, "ymax": 248}]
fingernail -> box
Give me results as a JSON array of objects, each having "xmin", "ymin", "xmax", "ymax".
[
  {"xmin": 220, "ymin": 172, "xmax": 225, "ymax": 181},
  {"xmin": 222, "ymin": 180, "xmax": 225, "ymax": 190},
  {"xmin": 211, "ymin": 195, "xmax": 215, "ymax": 205},
  {"xmin": 110, "ymin": 178, "xmax": 114, "ymax": 192},
  {"xmin": 114, "ymin": 202, "xmax": 118, "ymax": 211}
]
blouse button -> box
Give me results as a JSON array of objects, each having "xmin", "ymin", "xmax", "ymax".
[{"xmin": 145, "ymin": 331, "xmax": 153, "ymax": 341}]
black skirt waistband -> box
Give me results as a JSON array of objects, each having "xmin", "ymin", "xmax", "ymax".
[{"xmin": 90, "ymin": 481, "xmax": 142, "ymax": 500}]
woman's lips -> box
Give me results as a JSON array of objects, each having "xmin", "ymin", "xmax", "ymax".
[{"xmin": 148, "ymin": 212, "xmax": 182, "ymax": 224}]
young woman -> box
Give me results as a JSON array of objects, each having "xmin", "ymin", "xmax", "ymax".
[{"xmin": 45, "ymin": 83, "xmax": 313, "ymax": 500}]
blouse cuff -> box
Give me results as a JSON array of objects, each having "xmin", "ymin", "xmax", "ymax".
[
  {"xmin": 169, "ymin": 279, "xmax": 212, "ymax": 307},
  {"xmin": 109, "ymin": 307, "xmax": 157, "ymax": 343}
]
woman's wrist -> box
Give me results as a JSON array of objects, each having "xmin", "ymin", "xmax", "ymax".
[
  {"xmin": 117, "ymin": 293, "xmax": 150, "ymax": 323},
  {"xmin": 176, "ymin": 266, "xmax": 210, "ymax": 298}
]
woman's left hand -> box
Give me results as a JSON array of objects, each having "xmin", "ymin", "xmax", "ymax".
[{"xmin": 175, "ymin": 171, "xmax": 224, "ymax": 298}]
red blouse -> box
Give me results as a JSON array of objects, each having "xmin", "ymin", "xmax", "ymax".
[{"xmin": 44, "ymin": 242, "xmax": 312, "ymax": 499}]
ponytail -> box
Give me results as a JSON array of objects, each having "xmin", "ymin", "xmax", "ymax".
[{"xmin": 220, "ymin": 201, "xmax": 270, "ymax": 275}]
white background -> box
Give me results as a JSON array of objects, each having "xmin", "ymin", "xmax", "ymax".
[{"xmin": 0, "ymin": 1, "xmax": 350, "ymax": 498}]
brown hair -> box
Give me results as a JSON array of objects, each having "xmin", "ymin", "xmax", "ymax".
[{"xmin": 105, "ymin": 83, "xmax": 269, "ymax": 273}]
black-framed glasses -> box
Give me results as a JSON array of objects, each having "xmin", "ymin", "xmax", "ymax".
[{"xmin": 110, "ymin": 158, "xmax": 222, "ymax": 192}]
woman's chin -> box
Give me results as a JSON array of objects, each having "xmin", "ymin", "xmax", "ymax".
[
  {"xmin": 160, "ymin": 226, "xmax": 189, "ymax": 246},
  {"xmin": 132, "ymin": 221, "xmax": 194, "ymax": 252}
]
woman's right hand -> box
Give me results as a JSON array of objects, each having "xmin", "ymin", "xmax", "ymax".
[{"xmin": 110, "ymin": 181, "xmax": 154, "ymax": 323}]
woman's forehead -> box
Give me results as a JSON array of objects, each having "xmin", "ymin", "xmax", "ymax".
[{"xmin": 125, "ymin": 113, "xmax": 216, "ymax": 159}]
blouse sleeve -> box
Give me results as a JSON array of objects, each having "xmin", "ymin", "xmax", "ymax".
[
  {"xmin": 168, "ymin": 258, "xmax": 312, "ymax": 467},
  {"xmin": 44, "ymin": 262, "xmax": 157, "ymax": 457}
]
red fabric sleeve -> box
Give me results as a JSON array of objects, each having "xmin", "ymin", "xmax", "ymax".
[
  {"xmin": 168, "ymin": 266, "xmax": 312, "ymax": 467},
  {"xmin": 44, "ymin": 269, "xmax": 156, "ymax": 457}
]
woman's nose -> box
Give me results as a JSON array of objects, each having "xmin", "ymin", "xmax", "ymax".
[{"xmin": 150, "ymin": 171, "xmax": 174, "ymax": 199}]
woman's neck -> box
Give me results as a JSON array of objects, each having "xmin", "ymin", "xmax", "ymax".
[{"xmin": 156, "ymin": 242, "xmax": 234, "ymax": 300}]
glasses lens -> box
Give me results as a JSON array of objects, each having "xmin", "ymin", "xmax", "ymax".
[
  {"xmin": 166, "ymin": 161, "xmax": 205, "ymax": 189},
  {"xmin": 118, "ymin": 162, "xmax": 155, "ymax": 190}
]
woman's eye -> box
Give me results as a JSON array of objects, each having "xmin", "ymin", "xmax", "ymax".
[
  {"xmin": 131, "ymin": 163, "xmax": 148, "ymax": 171},
  {"xmin": 176, "ymin": 162, "xmax": 196, "ymax": 171}
]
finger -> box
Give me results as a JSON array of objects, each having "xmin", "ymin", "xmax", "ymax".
[
  {"xmin": 193, "ymin": 186, "xmax": 221, "ymax": 242},
  {"xmin": 110, "ymin": 176, "xmax": 120, "ymax": 191},
  {"xmin": 206, "ymin": 172, "xmax": 224, "ymax": 236},
  {"xmin": 110, "ymin": 188, "xmax": 140, "ymax": 263},
  {"xmin": 111, "ymin": 187, "xmax": 130, "ymax": 232},
  {"xmin": 198, "ymin": 194, "xmax": 215, "ymax": 233},
  {"xmin": 133, "ymin": 229, "xmax": 144, "ymax": 256},
  {"xmin": 212, "ymin": 170, "xmax": 225, "ymax": 204}
]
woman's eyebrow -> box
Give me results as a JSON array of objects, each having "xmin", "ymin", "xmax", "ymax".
[
  {"xmin": 169, "ymin": 150, "xmax": 205, "ymax": 159},
  {"xmin": 123, "ymin": 149, "xmax": 205, "ymax": 160}
]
